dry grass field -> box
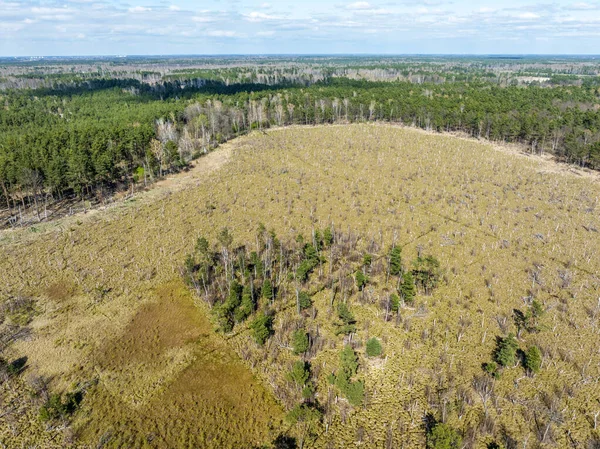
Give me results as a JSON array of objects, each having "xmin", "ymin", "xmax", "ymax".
[{"xmin": 1, "ymin": 124, "xmax": 600, "ymax": 448}]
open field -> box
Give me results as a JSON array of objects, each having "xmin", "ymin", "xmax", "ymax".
[{"xmin": 2, "ymin": 124, "xmax": 600, "ymax": 448}]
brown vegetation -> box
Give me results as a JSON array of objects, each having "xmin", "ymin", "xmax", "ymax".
[{"xmin": 1, "ymin": 124, "xmax": 600, "ymax": 448}]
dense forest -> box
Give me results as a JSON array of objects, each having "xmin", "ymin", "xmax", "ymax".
[{"xmin": 2, "ymin": 57, "xmax": 600, "ymax": 225}]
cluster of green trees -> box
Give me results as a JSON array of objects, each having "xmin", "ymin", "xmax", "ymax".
[
  {"xmin": 183, "ymin": 225, "xmax": 442, "ymax": 445},
  {"xmin": 483, "ymin": 301, "xmax": 545, "ymax": 378},
  {"xmin": 382, "ymin": 245, "xmax": 440, "ymax": 322},
  {"xmin": 483, "ymin": 333, "xmax": 542, "ymax": 378},
  {"xmin": 330, "ymin": 346, "xmax": 365, "ymax": 407},
  {"xmin": 39, "ymin": 390, "xmax": 83, "ymax": 422}
]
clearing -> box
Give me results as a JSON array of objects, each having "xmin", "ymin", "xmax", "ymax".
[{"xmin": 1, "ymin": 124, "xmax": 600, "ymax": 448}]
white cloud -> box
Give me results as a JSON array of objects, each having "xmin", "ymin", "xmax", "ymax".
[
  {"xmin": 206, "ymin": 30, "xmax": 239, "ymax": 37},
  {"xmin": 347, "ymin": 2, "xmax": 372, "ymax": 10},
  {"xmin": 128, "ymin": 6, "xmax": 151, "ymax": 13},
  {"xmin": 567, "ymin": 2, "xmax": 600, "ymax": 10},
  {"xmin": 243, "ymin": 12, "xmax": 282, "ymax": 22},
  {"xmin": 513, "ymin": 12, "xmax": 540, "ymax": 20},
  {"xmin": 192, "ymin": 16, "xmax": 214, "ymax": 22},
  {"xmin": 0, "ymin": 0, "xmax": 597, "ymax": 55}
]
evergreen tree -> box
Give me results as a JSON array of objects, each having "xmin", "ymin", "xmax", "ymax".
[
  {"xmin": 524, "ymin": 345, "xmax": 542, "ymax": 374},
  {"xmin": 322, "ymin": 227, "xmax": 334, "ymax": 247},
  {"xmin": 262, "ymin": 278, "xmax": 273, "ymax": 301},
  {"xmin": 335, "ymin": 345, "xmax": 364, "ymax": 406},
  {"xmin": 286, "ymin": 404, "xmax": 322, "ymax": 449},
  {"xmin": 195, "ymin": 236, "xmax": 209, "ymax": 255},
  {"xmin": 427, "ymin": 422, "xmax": 462, "ymax": 449},
  {"xmin": 344, "ymin": 380, "xmax": 365, "ymax": 407},
  {"xmin": 292, "ymin": 329, "xmax": 309, "ymax": 355},
  {"xmin": 336, "ymin": 303, "xmax": 356, "ymax": 335},
  {"xmin": 494, "ymin": 333, "xmax": 519, "ymax": 367},
  {"xmin": 288, "ymin": 360, "xmax": 310, "ymax": 386},
  {"xmin": 234, "ymin": 285, "xmax": 254, "ymax": 322},
  {"xmin": 389, "ymin": 245, "xmax": 403, "ymax": 276},
  {"xmin": 400, "ymin": 271, "xmax": 416, "ymax": 305},
  {"xmin": 390, "ymin": 293, "xmax": 400, "ymax": 313},
  {"xmin": 412, "ymin": 255, "xmax": 441, "ymax": 294},
  {"xmin": 339, "ymin": 345, "xmax": 359, "ymax": 378},
  {"xmin": 483, "ymin": 361, "xmax": 500, "ymax": 379},
  {"xmin": 250, "ymin": 313, "xmax": 273, "ymax": 345},
  {"xmin": 366, "ymin": 337, "xmax": 383, "ymax": 357},
  {"xmin": 355, "ymin": 270, "xmax": 368, "ymax": 291},
  {"xmin": 298, "ymin": 291, "xmax": 313, "ymax": 311}
]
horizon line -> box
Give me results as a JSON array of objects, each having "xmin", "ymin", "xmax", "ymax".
[{"xmin": 2, "ymin": 53, "xmax": 600, "ymax": 59}]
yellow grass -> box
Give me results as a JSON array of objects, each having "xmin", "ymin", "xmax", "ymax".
[{"xmin": 1, "ymin": 124, "xmax": 600, "ymax": 448}]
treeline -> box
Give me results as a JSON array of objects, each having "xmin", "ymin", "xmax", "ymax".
[
  {"xmin": 2, "ymin": 76, "xmax": 600, "ymax": 218},
  {"xmin": 0, "ymin": 88, "xmax": 184, "ymax": 214},
  {"xmin": 178, "ymin": 79, "xmax": 600, "ymax": 173},
  {"xmin": 181, "ymin": 78, "xmax": 600, "ymax": 167}
]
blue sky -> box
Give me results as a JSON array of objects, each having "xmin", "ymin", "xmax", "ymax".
[{"xmin": 1, "ymin": 0, "xmax": 600, "ymax": 56}]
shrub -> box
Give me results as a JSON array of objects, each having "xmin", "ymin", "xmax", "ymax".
[
  {"xmin": 288, "ymin": 361, "xmax": 310, "ymax": 386},
  {"xmin": 39, "ymin": 391, "xmax": 82, "ymax": 422},
  {"xmin": 292, "ymin": 329, "xmax": 309, "ymax": 355},
  {"xmin": 355, "ymin": 270, "xmax": 368, "ymax": 291},
  {"xmin": 298, "ymin": 291, "xmax": 312, "ymax": 311},
  {"xmin": 366, "ymin": 337, "xmax": 382, "ymax": 357},
  {"xmin": 426, "ymin": 422, "xmax": 462, "ymax": 449},
  {"xmin": 250, "ymin": 313, "xmax": 273, "ymax": 345},
  {"xmin": 2, "ymin": 295, "xmax": 37, "ymax": 326}
]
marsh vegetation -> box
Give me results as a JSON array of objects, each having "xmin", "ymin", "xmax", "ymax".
[{"xmin": 2, "ymin": 123, "xmax": 600, "ymax": 447}]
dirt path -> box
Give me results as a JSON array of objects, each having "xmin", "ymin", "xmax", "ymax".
[{"xmin": 153, "ymin": 143, "xmax": 233, "ymax": 191}]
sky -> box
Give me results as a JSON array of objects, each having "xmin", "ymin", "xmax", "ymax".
[{"xmin": 1, "ymin": 0, "xmax": 600, "ymax": 56}]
